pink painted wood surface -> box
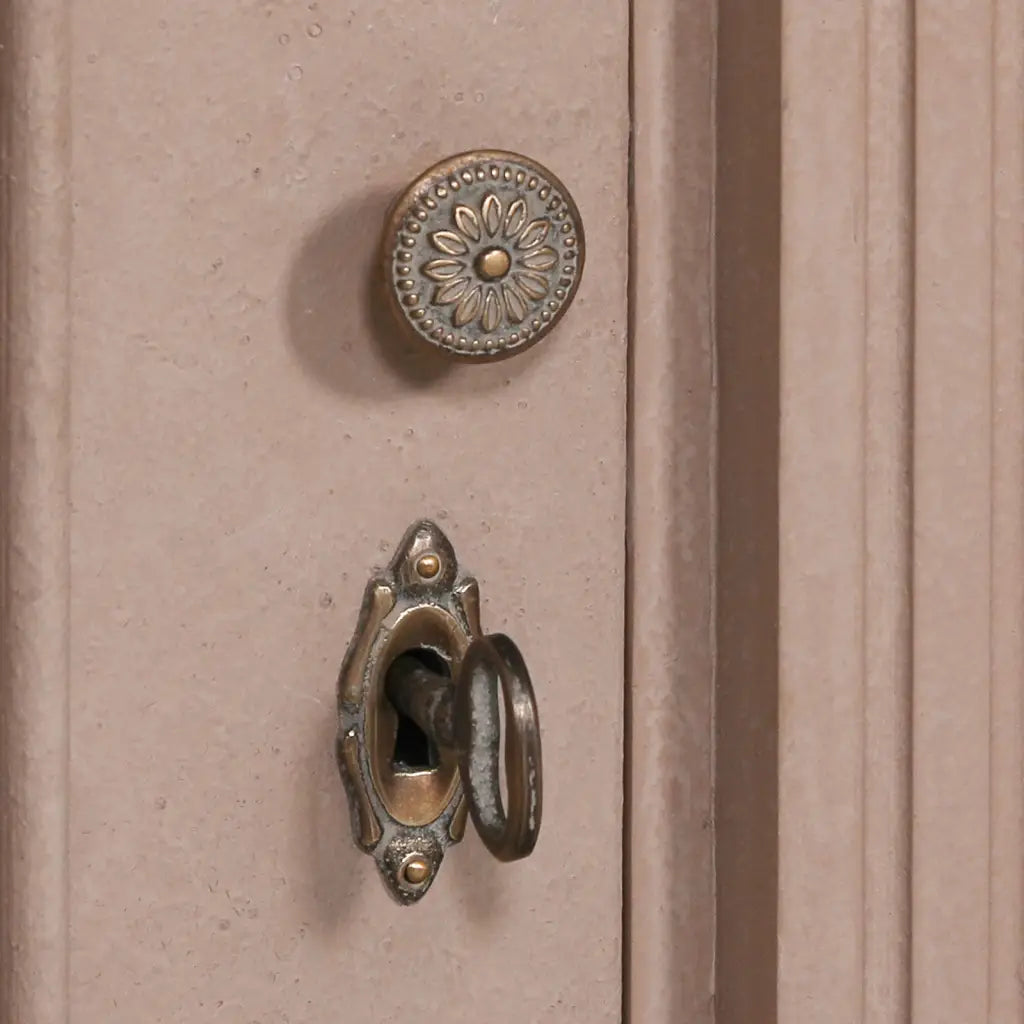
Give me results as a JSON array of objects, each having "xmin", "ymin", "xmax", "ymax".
[
  {"xmin": 0, "ymin": 1, "xmax": 73, "ymax": 1021},
  {"xmin": 778, "ymin": 1, "xmax": 914, "ymax": 1020},
  {"xmin": 778, "ymin": 0, "xmax": 1024, "ymax": 1019},
  {"xmin": 59, "ymin": 2, "xmax": 629, "ymax": 1020},
  {"xmin": 913, "ymin": 0, "xmax": 1024, "ymax": 1017},
  {"xmin": 627, "ymin": 1, "xmax": 716, "ymax": 1022}
]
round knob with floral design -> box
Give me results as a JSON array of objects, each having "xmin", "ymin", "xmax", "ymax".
[{"xmin": 380, "ymin": 150, "xmax": 585, "ymax": 360}]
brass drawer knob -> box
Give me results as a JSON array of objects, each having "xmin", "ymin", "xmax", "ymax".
[{"xmin": 380, "ymin": 150, "xmax": 585, "ymax": 360}]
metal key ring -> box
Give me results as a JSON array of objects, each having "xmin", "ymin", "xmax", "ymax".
[{"xmin": 454, "ymin": 634, "xmax": 543, "ymax": 862}]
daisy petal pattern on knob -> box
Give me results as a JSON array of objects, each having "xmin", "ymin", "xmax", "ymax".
[
  {"xmin": 384, "ymin": 152, "xmax": 584, "ymax": 358},
  {"xmin": 421, "ymin": 194, "xmax": 560, "ymax": 333}
]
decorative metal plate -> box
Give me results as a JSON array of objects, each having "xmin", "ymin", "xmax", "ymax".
[
  {"xmin": 335, "ymin": 520, "xmax": 478, "ymax": 904},
  {"xmin": 337, "ymin": 520, "xmax": 545, "ymax": 905},
  {"xmin": 380, "ymin": 150, "xmax": 585, "ymax": 360}
]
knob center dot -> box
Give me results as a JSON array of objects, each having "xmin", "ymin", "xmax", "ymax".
[{"xmin": 475, "ymin": 247, "xmax": 511, "ymax": 281}]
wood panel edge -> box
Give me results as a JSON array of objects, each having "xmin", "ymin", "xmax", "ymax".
[
  {"xmin": 0, "ymin": 1, "xmax": 73, "ymax": 1020},
  {"xmin": 627, "ymin": 0, "xmax": 717, "ymax": 1020}
]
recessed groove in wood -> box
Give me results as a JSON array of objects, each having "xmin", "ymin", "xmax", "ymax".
[{"xmin": 714, "ymin": 1, "xmax": 781, "ymax": 1021}]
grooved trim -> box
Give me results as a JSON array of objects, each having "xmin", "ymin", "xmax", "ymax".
[{"xmin": 912, "ymin": 0, "xmax": 1024, "ymax": 1018}]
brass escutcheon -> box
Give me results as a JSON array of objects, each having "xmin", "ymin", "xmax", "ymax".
[{"xmin": 335, "ymin": 520, "xmax": 543, "ymax": 904}]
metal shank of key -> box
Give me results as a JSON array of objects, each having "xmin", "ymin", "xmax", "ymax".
[{"xmin": 387, "ymin": 633, "xmax": 542, "ymax": 864}]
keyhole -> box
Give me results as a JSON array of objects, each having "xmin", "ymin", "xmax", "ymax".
[{"xmin": 386, "ymin": 647, "xmax": 448, "ymax": 774}]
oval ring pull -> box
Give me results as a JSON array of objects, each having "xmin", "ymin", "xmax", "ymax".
[{"xmin": 454, "ymin": 634, "xmax": 543, "ymax": 862}]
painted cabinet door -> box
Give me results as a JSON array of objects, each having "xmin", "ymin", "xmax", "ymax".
[
  {"xmin": 63, "ymin": 2, "xmax": 628, "ymax": 1022},
  {"xmin": 4, "ymin": 0, "xmax": 719, "ymax": 1017}
]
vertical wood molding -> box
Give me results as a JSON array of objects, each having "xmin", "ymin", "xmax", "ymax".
[
  {"xmin": 0, "ymin": 1, "xmax": 72, "ymax": 1021},
  {"xmin": 778, "ymin": 1, "xmax": 870, "ymax": 1015},
  {"xmin": 861, "ymin": 2, "xmax": 913, "ymax": 1019},
  {"xmin": 986, "ymin": 0, "xmax": 1024, "ymax": 1014},
  {"xmin": 628, "ymin": 1, "xmax": 716, "ymax": 1021},
  {"xmin": 912, "ymin": 0, "xmax": 1024, "ymax": 1018},
  {"xmin": 778, "ymin": 0, "xmax": 1023, "ymax": 1018},
  {"xmin": 910, "ymin": 1, "xmax": 994, "ymax": 1016},
  {"xmin": 778, "ymin": 0, "xmax": 912, "ymax": 1019}
]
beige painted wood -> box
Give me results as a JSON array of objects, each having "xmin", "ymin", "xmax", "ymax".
[
  {"xmin": 8, "ymin": 0, "xmax": 1020, "ymax": 1019},
  {"xmin": 778, "ymin": 0, "xmax": 1024, "ymax": 1020},
  {"xmin": 913, "ymin": 0, "xmax": 1024, "ymax": 1017},
  {"xmin": 0, "ymin": 1, "xmax": 73, "ymax": 1021},
  {"xmin": 985, "ymin": 3, "xmax": 1024, "ymax": 1011},
  {"xmin": 3, "ymin": 0, "xmax": 724, "ymax": 1018},
  {"xmin": 3, "ymin": 0, "xmax": 631, "ymax": 1021},
  {"xmin": 627, "ymin": 0, "xmax": 716, "ymax": 1021},
  {"xmin": 779, "ymin": 2, "xmax": 882, "ymax": 1014}
]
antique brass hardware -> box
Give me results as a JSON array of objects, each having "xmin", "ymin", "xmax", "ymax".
[
  {"xmin": 380, "ymin": 150, "xmax": 585, "ymax": 360},
  {"xmin": 336, "ymin": 520, "xmax": 543, "ymax": 904}
]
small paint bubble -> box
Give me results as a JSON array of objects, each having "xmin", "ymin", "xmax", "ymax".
[
  {"xmin": 278, "ymin": 32, "xmax": 290, "ymax": 44},
  {"xmin": 287, "ymin": 64, "xmax": 303, "ymax": 81},
  {"xmin": 318, "ymin": 592, "xmax": 334, "ymax": 609},
  {"xmin": 474, "ymin": 91, "xmax": 485, "ymax": 103},
  {"xmin": 454, "ymin": 92, "xmax": 464, "ymax": 103},
  {"xmin": 307, "ymin": 22, "xmax": 322, "ymax": 37}
]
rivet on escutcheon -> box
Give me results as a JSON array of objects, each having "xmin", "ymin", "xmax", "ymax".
[
  {"xmin": 415, "ymin": 553, "xmax": 440, "ymax": 579},
  {"xmin": 401, "ymin": 855, "xmax": 432, "ymax": 886}
]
